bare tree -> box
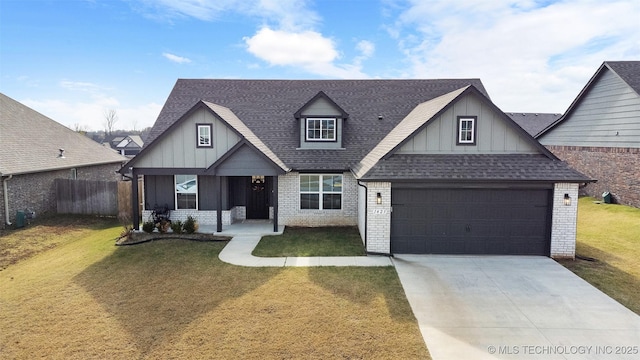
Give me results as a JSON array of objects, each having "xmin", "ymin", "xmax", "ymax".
[
  {"xmin": 104, "ymin": 109, "xmax": 119, "ymax": 135},
  {"xmin": 72, "ymin": 123, "xmax": 87, "ymax": 134}
]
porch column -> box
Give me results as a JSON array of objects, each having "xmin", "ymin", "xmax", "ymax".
[
  {"xmin": 216, "ymin": 175, "xmax": 223, "ymax": 232},
  {"xmin": 131, "ymin": 169, "xmax": 140, "ymax": 230},
  {"xmin": 272, "ymin": 175, "xmax": 278, "ymax": 232}
]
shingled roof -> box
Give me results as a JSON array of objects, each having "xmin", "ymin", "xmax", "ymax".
[
  {"xmin": 362, "ymin": 154, "xmax": 591, "ymax": 182},
  {"xmin": 145, "ymin": 79, "xmax": 489, "ymax": 171},
  {"xmin": 0, "ymin": 93, "xmax": 127, "ymax": 176},
  {"xmin": 507, "ymin": 112, "xmax": 561, "ymax": 137}
]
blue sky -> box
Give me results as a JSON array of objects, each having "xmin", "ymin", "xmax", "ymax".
[{"xmin": 1, "ymin": 0, "xmax": 639, "ymax": 131}]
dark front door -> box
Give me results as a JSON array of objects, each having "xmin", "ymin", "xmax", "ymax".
[
  {"xmin": 391, "ymin": 188, "xmax": 551, "ymax": 255},
  {"xmin": 247, "ymin": 176, "xmax": 269, "ymax": 219}
]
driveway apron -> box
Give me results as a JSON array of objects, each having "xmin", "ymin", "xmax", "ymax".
[{"xmin": 393, "ymin": 255, "xmax": 640, "ymax": 360}]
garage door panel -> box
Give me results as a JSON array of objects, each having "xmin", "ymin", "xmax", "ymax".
[{"xmin": 391, "ymin": 188, "xmax": 550, "ymax": 255}]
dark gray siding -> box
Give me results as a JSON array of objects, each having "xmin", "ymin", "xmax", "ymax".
[
  {"xmin": 215, "ymin": 144, "xmax": 281, "ymax": 176},
  {"xmin": 144, "ymin": 175, "xmax": 174, "ymax": 209}
]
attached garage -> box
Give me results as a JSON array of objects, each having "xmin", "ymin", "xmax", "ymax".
[{"xmin": 390, "ymin": 187, "xmax": 551, "ymax": 255}]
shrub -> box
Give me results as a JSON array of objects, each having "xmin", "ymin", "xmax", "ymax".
[
  {"xmin": 157, "ymin": 220, "xmax": 170, "ymax": 233},
  {"xmin": 170, "ymin": 220, "xmax": 183, "ymax": 234},
  {"xmin": 142, "ymin": 221, "xmax": 155, "ymax": 233},
  {"xmin": 183, "ymin": 216, "xmax": 199, "ymax": 234}
]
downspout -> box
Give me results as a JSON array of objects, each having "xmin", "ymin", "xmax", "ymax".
[
  {"xmin": 356, "ymin": 180, "xmax": 367, "ymax": 249},
  {"xmin": 3, "ymin": 174, "xmax": 13, "ymax": 226}
]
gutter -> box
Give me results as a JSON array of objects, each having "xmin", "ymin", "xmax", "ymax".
[{"xmin": 3, "ymin": 174, "xmax": 12, "ymax": 226}]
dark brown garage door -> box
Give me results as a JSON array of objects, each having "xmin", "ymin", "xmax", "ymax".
[{"xmin": 391, "ymin": 188, "xmax": 550, "ymax": 255}]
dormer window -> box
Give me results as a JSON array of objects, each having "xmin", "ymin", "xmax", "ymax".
[
  {"xmin": 295, "ymin": 91, "xmax": 348, "ymax": 149},
  {"xmin": 306, "ymin": 118, "xmax": 336, "ymax": 141}
]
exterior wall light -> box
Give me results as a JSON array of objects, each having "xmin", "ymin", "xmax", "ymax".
[
  {"xmin": 376, "ymin": 192, "xmax": 382, "ymax": 205},
  {"xmin": 564, "ymin": 193, "xmax": 571, "ymax": 206}
]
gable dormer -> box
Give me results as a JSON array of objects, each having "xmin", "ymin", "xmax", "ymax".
[{"xmin": 295, "ymin": 91, "xmax": 348, "ymax": 149}]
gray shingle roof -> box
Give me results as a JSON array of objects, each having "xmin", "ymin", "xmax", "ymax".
[
  {"xmin": 202, "ymin": 101, "xmax": 289, "ymax": 172},
  {"xmin": 607, "ymin": 61, "xmax": 640, "ymax": 95},
  {"xmin": 145, "ymin": 79, "xmax": 489, "ymax": 171},
  {"xmin": 507, "ymin": 112, "xmax": 562, "ymax": 137},
  {"xmin": 0, "ymin": 93, "xmax": 127, "ymax": 176},
  {"xmin": 362, "ymin": 154, "xmax": 592, "ymax": 182}
]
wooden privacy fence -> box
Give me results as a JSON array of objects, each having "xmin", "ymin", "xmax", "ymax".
[{"xmin": 55, "ymin": 179, "xmax": 134, "ymax": 219}]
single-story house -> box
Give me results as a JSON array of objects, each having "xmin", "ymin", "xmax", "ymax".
[
  {"xmin": 537, "ymin": 61, "xmax": 640, "ymax": 208},
  {"xmin": 121, "ymin": 79, "xmax": 592, "ymax": 258},
  {"xmin": 0, "ymin": 93, "xmax": 128, "ymax": 228}
]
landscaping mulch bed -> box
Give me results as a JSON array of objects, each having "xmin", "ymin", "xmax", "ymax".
[{"xmin": 116, "ymin": 231, "xmax": 231, "ymax": 246}]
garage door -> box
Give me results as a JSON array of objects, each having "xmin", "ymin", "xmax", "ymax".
[{"xmin": 391, "ymin": 188, "xmax": 550, "ymax": 255}]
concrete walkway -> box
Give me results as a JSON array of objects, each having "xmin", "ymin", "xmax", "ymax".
[
  {"xmin": 218, "ymin": 235, "xmax": 393, "ymax": 267},
  {"xmin": 393, "ymin": 255, "xmax": 640, "ymax": 360}
]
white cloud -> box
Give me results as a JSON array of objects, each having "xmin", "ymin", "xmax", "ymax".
[
  {"xmin": 162, "ymin": 52, "xmax": 192, "ymax": 64},
  {"xmin": 244, "ymin": 27, "xmax": 370, "ymax": 78},
  {"xmin": 356, "ymin": 40, "xmax": 375, "ymax": 58},
  {"xmin": 389, "ymin": 0, "xmax": 640, "ymax": 112}
]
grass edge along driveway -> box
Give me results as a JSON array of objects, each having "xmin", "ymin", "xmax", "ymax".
[
  {"xmin": 558, "ymin": 197, "xmax": 640, "ymax": 315},
  {"xmin": 0, "ymin": 218, "xmax": 430, "ymax": 359}
]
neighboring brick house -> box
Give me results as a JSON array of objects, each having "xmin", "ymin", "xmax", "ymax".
[
  {"xmin": 122, "ymin": 79, "xmax": 591, "ymax": 258},
  {"xmin": 537, "ymin": 61, "xmax": 640, "ymax": 208},
  {"xmin": 0, "ymin": 93, "xmax": 128, "ymax": 227}
]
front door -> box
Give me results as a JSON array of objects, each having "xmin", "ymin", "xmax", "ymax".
[{"xmin": 247, "ymin": 176, "xmax": 269, "ymax": 219}]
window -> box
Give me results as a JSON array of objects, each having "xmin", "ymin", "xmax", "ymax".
[
  {"xmin": 457, "ymin": 116, "xmax": 476, "ymax": 145},
  {"xmin": 70, "ymin": 168, "xmax": 77, "ymax": 179},
  {"xmin": 306, "ymin": 118, "xmax": 336, "ymax": 141},
  {"xmin": 175, "ymin": 175, "xmax": 197, "ymax": 209},
  {"xmin": 197, "ymin": 124, "xmax": 213, "ymax": 148},
  {"xmin": 300, "ymin": 174, "xmax": 342, "ymax": 210}
]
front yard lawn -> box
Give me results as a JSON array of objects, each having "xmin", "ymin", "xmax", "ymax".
[
  {"xmin": 253, "ymin": 226, "xmax": 367, "ymax": 257},
  {"xmin": 0, "ymin": 218, "xmax": 428, "ymax": 359},
  {"xmin": 558, "ymin": 197, "xmax": 640, "ymax": 315}
]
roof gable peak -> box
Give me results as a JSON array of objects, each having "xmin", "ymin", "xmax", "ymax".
[{"xmin": 294, "ymin": 90, "xmax": 349, "ymax": 119}]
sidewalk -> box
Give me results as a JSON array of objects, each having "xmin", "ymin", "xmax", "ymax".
[{"xmin": 218, "ymin": 235, "xmax": 393, "ymax": 267}]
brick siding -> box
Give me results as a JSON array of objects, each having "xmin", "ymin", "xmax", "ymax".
[
  {"xmin": 2, "ymin": 163, "xmax": 123, "ymax": 228},
  {"xmin": 363, "ymin": 182, "xmax": 391, "ymax": 254},
  {"xmin": 547, "ymin": 145, "xmax": 640, "ymax": 208},
  {"xmin": 277, "ymin": 172, "xmax": 358, "ymax": 227},
  {"xmin": 550, "ymin": 183, "xmax": 579, "ymax": 259}
]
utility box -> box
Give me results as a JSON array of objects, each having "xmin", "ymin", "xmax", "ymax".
[{"xmin": 15, "ymin": 210, "xmax": 26, "ymax": 228}]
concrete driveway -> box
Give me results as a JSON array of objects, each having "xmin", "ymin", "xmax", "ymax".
[{"xmin": 393, "ymin": 255, "xmax": 640, "ymax": 360}]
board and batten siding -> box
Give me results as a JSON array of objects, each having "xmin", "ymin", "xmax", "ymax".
[
  {"xmin": 134, "ymin": 107, "xmax": 242, "ymax": 168},
  {"xmin": 397, "ymin": 93, "xmax": 538, "ymax": 154},
  {"xmin": 539, "ymin": 67, "xmax": 640, "ymax": 148}
]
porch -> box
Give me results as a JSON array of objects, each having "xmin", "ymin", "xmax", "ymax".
[{"xmin": 198, "ymin": 219, "xmax": 284, "ymax": 237}]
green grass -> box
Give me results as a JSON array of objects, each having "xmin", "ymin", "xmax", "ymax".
[
  {"xmin": 558, "ymin": 197, "xmax": 640, "ymax": 314},
  {"xmin": 0, "ymin": 218, "xmax": 429, "ymax": 359},
  {"xmin": 252, "ymin": 226, "xmax": 367, "ymax": 257}
]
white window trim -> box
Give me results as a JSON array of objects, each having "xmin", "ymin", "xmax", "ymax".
[
  {"xmin": 197, "ymin": 124, "xmax": 213, "ymax": 147},
  {"xmin": 175, "ymin": 175, "xmax": 198, "ymax": 210},
  {"xmin": 299, "ymin": 174, "xmax": 343, "ymax": 210},
  {"xmin": 305, "ymin": 118, "xmax": 336, "ymax": 141},
  {"xmin": 458, "ymin": 117, "xmax": 476, "ymax": 144}
]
